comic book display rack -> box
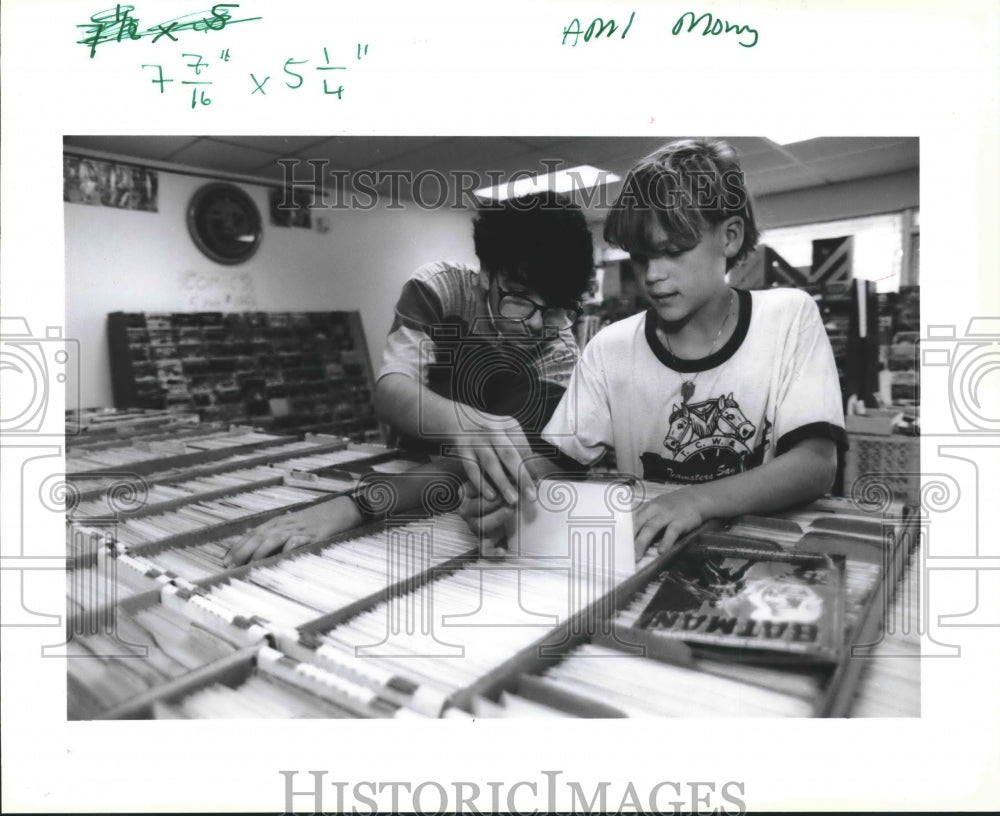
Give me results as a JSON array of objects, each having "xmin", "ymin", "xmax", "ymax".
[{"xmin": 106, "ymin": 310, "xmax": 381, "ymax": 440}]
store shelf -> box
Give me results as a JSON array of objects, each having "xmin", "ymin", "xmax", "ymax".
[{"xmin": 108, "ymin": 310, "xmax": 380, "ymax": 441}]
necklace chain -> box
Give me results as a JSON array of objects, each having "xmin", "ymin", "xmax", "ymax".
[{"xmin": 663, "ymin": 290, "xmax": 735, "ymax": 404}]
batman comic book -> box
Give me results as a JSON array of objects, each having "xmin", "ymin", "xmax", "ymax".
[{"xmin": 636, "ymin": 546, "xmax": 846, "ymax": 663}]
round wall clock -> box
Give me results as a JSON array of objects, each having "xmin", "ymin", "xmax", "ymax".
[{"xmin": 186, "ymin": 182, "xmax": 263, "ymax": 265}]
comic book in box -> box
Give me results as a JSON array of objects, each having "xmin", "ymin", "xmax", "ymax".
[{"xmin": 635, "ymin": 544, "xmax": 846, "ymax": 663}]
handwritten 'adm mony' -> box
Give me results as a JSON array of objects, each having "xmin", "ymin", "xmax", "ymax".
[{"xmin": 562, "ymin": 10, "xmax": 758, "ymax": 49}]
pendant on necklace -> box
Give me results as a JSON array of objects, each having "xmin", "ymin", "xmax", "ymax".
[{"xmin": 681, "ymin": 380, "xmax": 696, "ymax": 403}]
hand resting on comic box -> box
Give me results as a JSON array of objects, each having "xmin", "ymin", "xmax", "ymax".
[{"xmin": 225, "ymin": 497, "xmax": 363, "ymax": 567}]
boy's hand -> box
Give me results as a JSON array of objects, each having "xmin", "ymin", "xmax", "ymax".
[
  {"xmin": 633, "ymin": 488, "xmax": 705, "ymax": 560},
  {"xmin": 446, "ymin": 407, "xmax": 537, "ymax": 506},
  {"xmin": 225, "ymin": 496, "xmax": 363, "ymax": 567},
  {"xmin": 458, "ymin": 477, "xmax": 514, "ymax": 543}
]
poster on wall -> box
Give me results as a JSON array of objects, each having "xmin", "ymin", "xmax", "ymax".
[
  {"xmin": 63, "ymin": 155, "xmax": 158, "ymax": 211},
  {"xmin": 810, "ymin": 235, "xmax": 854, "ymax": 285},
  {"xmin": 268, "ymin": 186, "xmax": 312, "ymax": 228},
  {"xmin": 180, "ymin": 269, "xmax": 257, "ymax": 311}
]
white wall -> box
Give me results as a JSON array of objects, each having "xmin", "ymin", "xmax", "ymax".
[{"xmin": 65, "ymin": 168, "xmax": 478, "ymax": 408}]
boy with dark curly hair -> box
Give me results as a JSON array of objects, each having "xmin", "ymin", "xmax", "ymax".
[
  {"xmin": 229, "ymin": 191, "xmax": 594, "ymax": 565},
  {"xmin": 375, "ymin": 190, "xmax": 594, "ymax": 503}
]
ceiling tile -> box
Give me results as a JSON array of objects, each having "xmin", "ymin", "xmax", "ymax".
[
  {"xmin": 212, "ymin": 135, "xmax": 330, "ymax": 155},
  {"xmin": 289, "ymin": 136, "xmax": 443, "ymax": 171},
  {"xmin": 720, "ymin": 137, "xmax": 779, "ymax": 157},
  {"xmin": 368, "ymin": 137, "xmax": 541, "ymax": 173},
  {"xmin": 167, "ymin": 138, "xmax": 281, "ymax": 175},
  {"xmin": 544, "ymin": 137, "xmax": 675, "ymax": 168},
  {"xmin": 506, "ymin": 136, "xmax": 589, "ymax": 150},
  {"xmin": 738, "ymin": 149, "xmax": 799, "ymax": 175},
  {"xmin": 747, "ymin": 164, "xmax": 827, "ymax": 197},
  {"xmin": 170, "ymin": 138, "xmax": 276, "ymax": 173},
  {"xmin": 783, "ymin": 136, "xmax": 915, "ymax": 162},
  {"xmin": 806, "ymin": 143, "xmax": 920, "ymax": 183},
  {"xmin": 252, "ymin": 162, "xmax": 302, "ymax": 183},
  {"xmin": 63, "ymin": 135, "xmax": 200, "ymax": 161}
]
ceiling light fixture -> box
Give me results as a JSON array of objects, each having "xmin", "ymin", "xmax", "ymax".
[
  {"xmin": 474, "ymin": 164, "xmax": 621, "ymax": 202},
  {"xmin": 768, "ymin": 132, "xmax": 824, "ymax": 147}
]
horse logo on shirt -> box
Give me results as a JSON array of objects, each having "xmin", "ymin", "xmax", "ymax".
[
  {"xmin": 643, "ymin": 392, "xmax": 770, "ymax": 483},
  {"xmin": 662, "ymin": 394, "xmax": 755, "ymax": 450}
]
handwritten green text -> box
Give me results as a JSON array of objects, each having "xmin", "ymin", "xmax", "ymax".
[
  {"xmin": 672, "ymin": 11, "xmax": 758, "ymax": 48},
  {"xmin": 562, "ymin": 12, "xmax": 635, "ymax": 46}
]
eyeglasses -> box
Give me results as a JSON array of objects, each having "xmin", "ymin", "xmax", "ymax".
[{"xmin": 495, "ymin": 281, "xmax": 580, "ymax": 329}]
